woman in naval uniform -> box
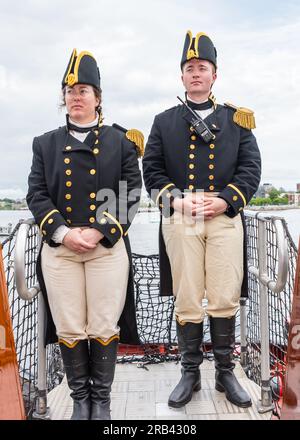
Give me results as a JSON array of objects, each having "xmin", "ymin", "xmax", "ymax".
[{"xmin": 27, "ymin": 49, "xmax": 143, "ymax": 420}]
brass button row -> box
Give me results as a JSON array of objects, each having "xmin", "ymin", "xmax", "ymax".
[{"xmin": 208, "ymin": 144, "xmax": 215, "ymax": 188}]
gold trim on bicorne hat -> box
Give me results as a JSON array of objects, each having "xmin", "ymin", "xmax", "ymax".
[{"xmin": 64, "ymin": 49, "xmax": 77, "ymax": 86}]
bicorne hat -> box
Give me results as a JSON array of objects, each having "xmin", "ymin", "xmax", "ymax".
[
  {"xmin": 62, "ymin": 49, "xmax": 101, "ymax": 89},
  {"xmin": 181, "ymin": 31, "xmax": 217, "ymax": 70}
]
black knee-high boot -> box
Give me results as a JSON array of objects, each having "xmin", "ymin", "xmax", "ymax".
[
  {"xmin": 90, "ymin": 337, "xmax": 119, "ymax": 420},
  {"xmin": 168, "ymin": 321, "xmax": 203, "ymax": 408},
  {"xmin": 210, "ymin": 316, "xmax": 252, "ymax": 408},
  {"xmin": 59, "ymin": 339, "xmax": 91, "ymax": 420}
]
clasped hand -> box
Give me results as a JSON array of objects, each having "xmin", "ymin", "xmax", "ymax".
[
  {"xmin": 63, "ymin": 228, "xmax": 104, "ymax": 253},
  {"xmin": 172, "ymin": 195, "xmax": 228, "ymax": 221}
]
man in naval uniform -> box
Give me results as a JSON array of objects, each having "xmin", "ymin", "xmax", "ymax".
[
  {"xmin": 143, "ymin": 31, "xmax": 261, "ymax": 408},
  {"xmin": 27, "ymin": 49, "xmax": 143, "ymax": 420}
]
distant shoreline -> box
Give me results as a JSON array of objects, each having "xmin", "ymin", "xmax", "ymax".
[
  {"xmin": 247, "ymin": 205, "xmax": 300, "ymax": 211},
  {"xmin": 138, "ymin": 206, "xmax": 300, "ymax": 212},
  {"xmin": 0, "ymin": 205, "xmax": 300, "ymax": 213}
]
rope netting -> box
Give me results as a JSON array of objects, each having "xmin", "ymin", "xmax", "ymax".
[{"xmin": 0, "ymin": 214, "xmax": 297, "ymax": 418}]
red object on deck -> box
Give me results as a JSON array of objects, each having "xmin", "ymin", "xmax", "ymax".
[
  {"xmin": 0, "ymin": 245, "xmax": 26, "ymax": 420},
  {"xmin": 281, "ymin": 238, "xmax": 300, "ymax": 420}
]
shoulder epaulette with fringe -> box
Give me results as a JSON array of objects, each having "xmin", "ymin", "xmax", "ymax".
[
  {"xmin": 112, "ymin": 123, "xmax": 144, "ymax": 157},
  {"xmin": 224, "ymin": 102, "xmax": 256, "ymax": 130}
]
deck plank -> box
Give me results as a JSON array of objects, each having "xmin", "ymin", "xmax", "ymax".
[{"xmin": 47, "ymin": 360, "xmax": 272, "ymax": 420}]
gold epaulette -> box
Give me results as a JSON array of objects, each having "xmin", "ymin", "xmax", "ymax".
[
  {"xmin": 225, "ymin": 102, "xmax": 256, "ymax": 130},
  {"xmin": 126, "ymin": 129, "xmax": 144, "ymax": 157}
]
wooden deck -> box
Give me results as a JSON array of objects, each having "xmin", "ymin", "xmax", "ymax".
[{"xmin": 47, "ymin": 360, "xmax": 272, "ymax": 420}]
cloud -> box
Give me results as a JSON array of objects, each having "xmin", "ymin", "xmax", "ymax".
[
  {"xmin": 0, "ymin": 187, "xmax": 26, "ymax": 200},
  {"xmin": 0, "ymin": 0, "xmax": 299, "ymax": 197}
]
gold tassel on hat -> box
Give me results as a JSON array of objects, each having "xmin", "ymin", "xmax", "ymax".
[
  {"xmin": 126, "ymin": 129, "xmax": 144, "ymax": 157},
  {"xmin": 225, "ymin": 102, "xmax": 256, "ymax": 130}
]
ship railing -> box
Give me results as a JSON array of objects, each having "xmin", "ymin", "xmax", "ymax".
[
  {"xmin": 1, "ymin": 211, "xmax": 298, "ymax": 419},
  {"xmin": 242, "ymin": 212, "xmax": 288, "ymax": 413}
]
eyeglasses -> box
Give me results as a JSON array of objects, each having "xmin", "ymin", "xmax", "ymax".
[{"xmin": 65, "ymin": 88, "xmax": 93, "ymax": 97}]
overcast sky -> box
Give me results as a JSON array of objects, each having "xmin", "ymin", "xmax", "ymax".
[{"xmin": 0, "ymin": 0, "xmax": 299, "ymax": 199}]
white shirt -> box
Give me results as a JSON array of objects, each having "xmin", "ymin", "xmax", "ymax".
[{"xmin": 186, "ymin": 95, "xmax": 214, "ymax": 120}]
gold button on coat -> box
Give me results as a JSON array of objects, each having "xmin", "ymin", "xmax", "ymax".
[
  {"xmin": 95, "ymin": 139, "xmax": 99, "ymax": 145},
  {"xmin": 66, "ymin": 207, "xmax": 72, "ymax": 213},
  {"xmin": 65, "ymin": 194, "xmax": 71, "ymax": 200},
  {"xmin": 209, "ymin": 185, "xmax": 215, "ymax": 191},
  {"xmin": 90, "ymin": 205, "xmax": 96, "ymax": 211},
  {"xmin": 90, "ymin": 169, "xmax": 96, "ymax": 175},
  {"xmin": 190, "ymin": 135, "xmax": 196, "ymax": 141},
  {"xmin": 189, "ymin": 164, "xmax": 195, "ymax": 169},
  {"xmin": 189, "ymin": 154, "xmax": 195, "ymax": 159},
  {"xmin": 190, "ymin": 144, "xmax": 196, "ymax": 150},
  {"xmin": 93, "ymin": 148, "xmax": 99, "ymax": 154},
  {"xmin": 189, "ymin": 185, "xmax": 194, "ymax": 190},
  {"xmin": 66, "ymin": 146, "xmax": 72, "ymax": 151},
  {"xmin": 64, "ymin": 158, "xmax": 71, "ymax": 164},
  {"xmin": 209, "ymin": 175, "xmax": 214, "ymax": 180},
  {"xmin": 233, "ymin": 195, "xmax": 238, "ymax": 201},
  {"xmin": 209, "ymin": 144, "xmax": 215, "ymax": 149},
  {"xmin": 89, "ymin": 217, "xmax": 95, "ymax": 223},
  {"xmin": 66, "ymin": 181, "xmax": 72, "ymax": 187},
  {"xmin": 65, "ymin": 169, "xmax": 72, "ymax": 176},
  {"xmin": 90, "ymin": 192, "xmax": 96, "ymax": 199},
  {"xmin": 110, "ymin": 228, "xmax": 116, "ymax": 234},
  {"xmin": 48, "ymin": 218, "xmax": 53, "ymax": 224},
  {"xmin": 189, "ymin": 174, "xmax": 195, "ymax": 180},
  {"xmin": 209, "ymin": 154, "xmax": 214, "ymax": 159},
  {"xmin": 209, "ymin": 164, "xmax": 214, "ymax": 170}
]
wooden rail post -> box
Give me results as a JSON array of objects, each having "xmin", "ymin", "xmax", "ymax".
[
  {"xmin": 0, "ymin": 244, "xmax": 26, "ymax": 420},
  {"xmin": 281, "ymin": 238, "xmax": 300, "ymax": 419}
]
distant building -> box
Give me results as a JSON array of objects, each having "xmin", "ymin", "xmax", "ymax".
[
  {"xmin": 255, "ymin": 185, "xmax": 266, "ymax": 198},
  {"xmin": 297, "ymin": 183, "xmax": 300, "ymax": 192},
  {"xmin": 263, "ymin": 183, "xmax": 273, "ymax": 195},
  {"xmin": 287, "ymin": 192, "xmax": 300, "ymax": 206}
]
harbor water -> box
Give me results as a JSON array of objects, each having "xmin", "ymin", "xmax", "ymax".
[{"xmin": 0, "ymin": 209, "xmax": 298, "ymax": 253}]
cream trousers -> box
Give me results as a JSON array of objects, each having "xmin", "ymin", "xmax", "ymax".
[
  {"xmin": 41, "ymin": 239, "xmax": 129, "ymax": 344},
  {"xmin": 162, "ymin": 211, "xmax": 244, "ymax": 323}
]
